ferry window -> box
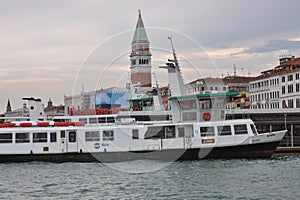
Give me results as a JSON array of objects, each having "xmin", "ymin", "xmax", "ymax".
[
  {"xmin": 234, "ymin": 125, "xmax": 248, "ymax": 135},
  {"xmin": 132, "ymin": 129, "xmax": 139, "ymax": 140},
  {"xmin": 61, "ymin": 130, "xmax": 65, "ymax": 138},
  {"xmin": 79, "ymin": 118, "xmax": 87, "ymax": 124},
  {"xmin": 250, "ymin": 124, "xmax": 257, "ymax": 135},
  {"xmin": 16, "ymin": 132, "xmax": 30, "ymax": 143},
  {"xmin": 200, "ymin": 127, "xmax": 215, "ymax": 137},
  {"xmin": 89, "ymin": 118, "xmax": 98, "ymax": 124},
  {"xmin": 144, "ymin": 126, "xmax": 164, "ymax": 139},
  {"xmin": 50, "ymin": 132, "xmax": 57, "ymax": 142},
  {"xmin": 182, "ymin": 112, "xmax": 197, "ymax": 121},
  {"xmin": 69, "ymin": 131, "xmax": 76, "ymax": 143},
  {"xmin": 199, "ymin": 99, "xmax": 211, "ymax": 109},
  {"xmin": 165, "ymin": 126, "xmax": 175, "ymax": 139},
  {"xmin": 178, "ymin": 127, "xmax": 185, "ymax": 137},
  {"xmin": 179, "ymin": 99, "xmax": 197, "ymax": 110},
  {"xmin": 217, "ymin": 126, "xmax": 232, "ymax": 136},
  {"xmin": 33, "ymin": 132, "xmax": 47, "ymax": 143},
  {"xmin": 107, "ymin": 117, "xmax": 115, "ymax": 123},
  {"xmin": 103, "ymin": 130, "xmax": 114, "ymax": 141},
  {"xmin": 85, "ymin": 131, "xmax": 100, "ymax": 141},
  {"xmin": 98, "ymin": 117, "xmax": 106, "ymax": 123},
  {"xmin": 0, "ymin": 133, "xmax": 13, "ymax": 143}
]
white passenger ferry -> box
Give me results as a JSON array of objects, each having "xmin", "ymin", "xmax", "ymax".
[{"xmin": 0, "ymin": 40, "xmax": 286, "ymax": 163}]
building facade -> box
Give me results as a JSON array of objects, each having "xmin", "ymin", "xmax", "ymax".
[
  {"xmin": 187, "ymin": 76, "xmax": 255, "ymax": 109},
  {"xmin": 250, "ymin": 55, "xmax": 300, "ymax": 109}
]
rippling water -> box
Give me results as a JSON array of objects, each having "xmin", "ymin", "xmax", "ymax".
[{"xmin": 0, "ymin": 153, "xmax": 299, "ymax": 199}]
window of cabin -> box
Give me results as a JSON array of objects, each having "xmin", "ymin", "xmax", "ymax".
[
  {"xmin": 0, "ymin": 133, "xmax": 13, "ymax": 143},
  {"xmin": 85, "ymin": 131, "xmax": 100, "ymax": 142},
  {"xmin": 103, "ymin": 130, "xmax": 114, "ymax": 141},
  {"xmin": 50, "ymin": 132, "xmax": 57, "ymax": 142},
  {"xmin": 178, "ymin": 127, "xmax": 185, "ymax": 137},
  {"xmin": 60, "ymin": 130, "xmax": 65, "ymax": 138},
  {"xmin": 234, "ymin": 125, "xmax": 248, "ymax": 135},
  {"xmin": 200, "ymin": 126, "xmax": 215, "ymax": 137},
  {"xmin": 107, "ymin": 117, "xmax": 115, "ymax": 123},
  {"xmin": 16, "ymin": 132, "xmax": 30, "ymax": 143},
  {"xmin": 98, "ymin": 117, "xmax": 106, "ymax": 123},
  {"xmin": 217, "ymin": 126, "xmax": 232, "ymax": 136},
  {"xmin": 144, "ymin": 126, "xmax": 164, "ymax": 139},
  {"xmin": 179, "ymin": 99, "xmax": 197, "ymax": 110},
  {"xmin": 33, "ymin": 132, "xmax": 47, "ymax": 143},
  {"xmin": 89, "ymin": 118, "xmax": 98, "ymax": 124},
  {"xmin": 182, "ymin": 112, "xmax": 197, "ymax": 121},
  {"xmin": 165, "ymin": 126, "xmax": 175, "ymax": 139},
  {"xmin": 132, "ymin": 129, "xmax": 139, "ymax": 140},
  {"xmin": 69, "ymin": 131, "xmax": 76, "ymax": 143},
  {"xmin": 79, "ymin": 118, "xmax": 87, "ymax": 124}
]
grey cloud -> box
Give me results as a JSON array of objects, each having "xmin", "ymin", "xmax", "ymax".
[{"xmin": 244, "ymin": 39, "xmax": 300, "ymax": 54}]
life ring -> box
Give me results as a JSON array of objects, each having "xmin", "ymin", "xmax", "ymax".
[
  {"xmin": 134, "ymin": 107, "xmax": 140, "ymax": 111},
  {"xmin": 203, "ymin": 112, "xmax": 211, "ymax": 121}
]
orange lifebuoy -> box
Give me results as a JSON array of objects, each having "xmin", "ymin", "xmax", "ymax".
[
  {"xmin": 203, "ymin": 112, "xmax": 211, "ymax": 121},
  {"xmin": 134, "ymin": 107, "xmax": 140, "ymax": 111}
]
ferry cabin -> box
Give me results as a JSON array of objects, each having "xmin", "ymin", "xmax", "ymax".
[
  {"xmin": 0, "ymin": 118, "xmax": 283, "ymax": 162},
  {"xmin": 0, "ymin": 92, "xmax": 285, "ymax": 162}
]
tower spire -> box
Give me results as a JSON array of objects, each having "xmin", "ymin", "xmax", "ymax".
[
  {"xmin": 132, "ymin": 10, "xmax": 149, "ymax": 44},
  {"xmin": 6, "ymin": 99, "xmax": 12, "ymax": 112}
]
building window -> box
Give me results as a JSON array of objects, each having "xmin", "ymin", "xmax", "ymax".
[
  {"xmin": 282, "ymin": 76, "xmax": 285, "ymax": 83},
  {"xmin": 288, "ymin": 84, "xmax": 293, "ymax": 93},
  {"xmin": 85, "ymin": 131, "xmax": 100, "ymax": 141},
  {"xmin": 132, "ymin": 129, "xmax": 139, "ymax": 140},
  {"xmin": 50, "ymin": 132, "xmax": 57, "ymax": 142},
  {"xmin": 296, "ymin": 83, "xmax": 300, "ymax": 92},
  {"xmin": 282, "ymin": 86, "xmax": 286, "ymax": 94},
  {"xmin": 33, "ymin": 132, "xmax": 47, "ymax": 143},
  {"xmin": 296, "ymin": 73, "xmax": 300, "ymax": 80},
  {"xmin": 0, "ymin": 133, "xmax": 13, "ymax": 143},
  {"xmin": 288, "ymin": 75, "xmax": 293, "ymax": 81},
  {"xmin": 296, "ymin": 99, "xmax": 300, "ymax": 108},
  {"xmin": 103, "ymin": 130, "xmax": 114, "ymax": 141},
  {"xmin": 288, "ymin": 99, "xmax": 294, "ymax": 108},
  {"xmin": 16, "ymin": 133, "xmax": 30, "ymax": 143}
]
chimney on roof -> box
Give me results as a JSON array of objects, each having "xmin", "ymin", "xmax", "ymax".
[{"xmin": 291, "ymin": 55, "xmax": 295, "ymax": 60}]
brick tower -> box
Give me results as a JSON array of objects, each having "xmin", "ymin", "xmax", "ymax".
[{"xmin": 130, "ymin": 10, "xmax": 152, "ymax": 88}]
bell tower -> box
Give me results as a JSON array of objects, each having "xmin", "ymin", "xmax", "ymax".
[{"xmin": 130, "ymin": 10, "xmax": 152, "ymax": 88}]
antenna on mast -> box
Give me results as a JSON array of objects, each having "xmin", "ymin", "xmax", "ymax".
[{"xmin": 167, "ymin": 36, "xmax": 179, "ymax": 68}]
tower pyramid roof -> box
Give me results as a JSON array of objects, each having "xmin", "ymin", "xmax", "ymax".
[{"xmin": 132, "ymin": 10, "xmax": 149, "ymax": 43}]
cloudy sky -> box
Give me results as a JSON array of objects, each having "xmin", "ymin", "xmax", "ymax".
[{"xmin": 1, "ymin": 0, "xmax": 300, "ymax": 113}]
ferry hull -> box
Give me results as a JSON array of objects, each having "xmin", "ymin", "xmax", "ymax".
[{"xmin": 0, "ymin": 141, "xmax": 280, "ymax": 163}]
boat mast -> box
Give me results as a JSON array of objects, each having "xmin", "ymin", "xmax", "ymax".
[{"xmin": 159, "ymin": 36, "xmax": 187, "ymax": 96}]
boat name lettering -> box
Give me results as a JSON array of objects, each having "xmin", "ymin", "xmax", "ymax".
[
  {"xmin": 102, "ymin": 143, "xmax": 109, "ymax": 147},
  {"xmin": 267, "ymin": 134, "xmax": 275, "ymax": 137}
]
